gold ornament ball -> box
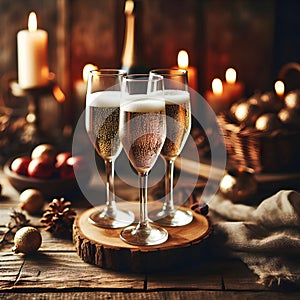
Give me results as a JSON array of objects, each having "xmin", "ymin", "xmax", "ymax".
[
  {"xmin": 278, "ymin": 108, "xmax": 300, "ymax": 128},
  {"xmin": 284, "ymin": 90, "xmax": 300, "ymax": 110},
  {"xmin": 19, "ymin": 189, "xmax": 45, "ymax": 215},
  {"xmin": 12, "ymin": 226, "xmax": 42, "ymax": 254},
  {"xmin": 255, "ymin": 113, "xmax": 282, "ymax": 132},
  {"xmin": 219, "ymin": 167, "xmax": 258, "ymax": 203},
  {"xmin": 234, "ymin": 102, "xmax": 261, "ymax": 126},
  {"xmin": 259, "ymin": 91, "xmax": 283, "ymax": 112}
]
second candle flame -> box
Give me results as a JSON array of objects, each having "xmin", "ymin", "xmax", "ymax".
[
  {"xmin": 177, "ymin": 50, "xmax": 189, "ymax": 69},
  {"xmin": 28, "ymin": 12, "xmax": 37, "ymax": 32},
  {"xmin": 83, "ymin": 64, "xmax": 98, "ymax": 82},
  {"xmin": 274, "ymin": 80, "xmax": 285, "ymax": 97},
  {"xmin": 212, "ymin": 78, "xmax": 223, "ymax": 95},
  {"xmin": 225, "ymin": 68, "xmax": 237, "ymax": 84}
]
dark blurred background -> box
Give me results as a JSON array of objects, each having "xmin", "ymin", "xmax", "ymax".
[{"xmin": 0, "ymin": 0, "xmax": 300, "ymax": 126}]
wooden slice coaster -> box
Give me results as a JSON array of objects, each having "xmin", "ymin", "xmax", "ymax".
[{"xmin": 73, "ymin": 202, "xmax": 211, "ymax": 273}]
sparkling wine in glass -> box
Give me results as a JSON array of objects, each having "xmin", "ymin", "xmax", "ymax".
[
  {"xmin": 149, "ymin": 69, "xmax": 193, "ymax": 227},
  {"xmin": 119, "ymin": 74, "xmax": 168, "ymax": 246},
  {"xmin": 85, "ymin": 69, "xmax": 135, "ymax": 228}
]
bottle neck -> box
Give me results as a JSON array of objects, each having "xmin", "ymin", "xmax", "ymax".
[{"xmin": 121, "ymin": 0, "xmax": 148, "ymax": 74}]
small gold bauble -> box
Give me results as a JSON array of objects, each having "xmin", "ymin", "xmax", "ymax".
[
  {"xmin": 12, "ymin": 226, "xmax": 42, "ymax": 254},
  {"xmin": 284, "ymin": 90, "xmax": 300, "ymax": 110},
  {"xmin": 19, "ymin": 189, "xmax": 45, "ymax": 215},
  {"xmin": 219, "ymin": 167, "xmax": 258, "ymax": 203},
  {"xmin": 255, "ymin": 113, "xmax": 281, "ymax": 132}
]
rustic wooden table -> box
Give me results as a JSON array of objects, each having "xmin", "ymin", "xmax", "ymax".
[{"xmin": 1, "ymin": 170, "xmax": 300, "ymax": 300}]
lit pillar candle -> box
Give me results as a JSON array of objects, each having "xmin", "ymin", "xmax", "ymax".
[
  {"xmin": 205, "ymin": 78, "xmax": 226, "ymax": 113},
  {"xmin": 17, "ymin": 12, "xmax": 49, "ymax": 89},
  {"xmin": 205, "ymin": 68, "xmax": 244, "ymax": 113},
  {"xmin": 177, "ymin": 50, "xmax": 198, "ymax": 91},
  {"xmin": 223, "ymin": 68, "xmax": 244, "ymax": 100},
  {"xmin": 274, "ymin": 80, "xmax": 285, "ymax": 98}
]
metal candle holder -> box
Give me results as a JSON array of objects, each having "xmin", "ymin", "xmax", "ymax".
[{"xmin": 2, "ymin": 72, "xmax": 65, "ymax": 144}]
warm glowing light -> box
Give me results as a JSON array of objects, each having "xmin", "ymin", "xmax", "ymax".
[
  {"xmin": 83, "ymin": 64, "xmax": 98, "ymax": 82},
  {"xmin": 124, "ymin": 0, "xmax": 134, "ymax": 14},
  {"xmin": 212, "ymin": 78, "xmax": 223, "ymax": 95},
  {"xmin": 28, "ymin": 12, "xmax": 37, "ymax": 32},
  {"xmin": 53, "ymin": 85, "xmax": 65, "ymax": 103},
  {"xmin": 225, "ymin": 68, "xmax": 237, "ymax": 84},
  {"xmin": 274, "ymin": 80, "xmax": 285, "ymax": 97},
  {"xmin": 26, "ymin": 113, "xmax": 36, "ymax": 123},
  {"xmin": 177, "ymin": 50, "xmax": 189, "ymax": 69}
]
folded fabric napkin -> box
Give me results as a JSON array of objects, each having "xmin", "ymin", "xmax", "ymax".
[{"xmin": 208, "ymin": 190, "xmax": 300, "ymax": 287}]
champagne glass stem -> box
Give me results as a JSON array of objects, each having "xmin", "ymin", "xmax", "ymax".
[
  {"xmin": 104, "ymin": 159, "xmax": 117, "ymax": 216},
  {"xmin": 89, "ymin": 157, "xmax": 135, "ymax": 228},
  {"xmin": 163, "ymin": 159, "xmax": 176, "ymax": 214},
  {"xmin": 154, "ymin": 156, "xmax": 193, "ymax": 227},
  {"xmin": 139, "ymin": 173, "xmax": 149, "ymax": 227},
  {"xmin": 120, "ymin": 171, "xmax": 168, "ymax": 245}
]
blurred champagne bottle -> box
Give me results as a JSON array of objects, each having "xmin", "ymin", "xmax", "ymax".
[{"xmin": 121, "ymin": 0, "xmax": 148, "ymax": 74}]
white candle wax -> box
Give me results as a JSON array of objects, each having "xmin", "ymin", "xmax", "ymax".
[{"xmin": 17, "ymin": 12, "xmax": 49, "ymax": 89}]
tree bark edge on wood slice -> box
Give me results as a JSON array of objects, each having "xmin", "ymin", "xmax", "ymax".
[{"xmin": 73, "ymin": 203, "xmax": 212, "ymax": 273}]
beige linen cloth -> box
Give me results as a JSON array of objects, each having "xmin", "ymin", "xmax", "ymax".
[{"xmin": 208, "ymin": 190, "xmax": 300, "ymax": 287}]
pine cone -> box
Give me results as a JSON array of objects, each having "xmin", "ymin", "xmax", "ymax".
[{"xmin": 40, "ymin": 198, "xmax": 76, "ymax": 238}]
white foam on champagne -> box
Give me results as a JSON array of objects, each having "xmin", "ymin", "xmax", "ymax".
[
  {"xmin": 164, "ymin": 90, "xmax": 190, "ymax": 104},
  {"xmin": 122, "ymin": 96, "xmax": 165, "ymax": 112},
  {"xmin": 87, "ymin": 91, "xmax": 120, "ymax": 107}
]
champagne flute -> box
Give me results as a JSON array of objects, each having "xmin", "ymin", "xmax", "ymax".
[
  {"xmin": 85, "ymin": 69, "xmax": 135, "ymax": 228},
  {"xmin": 119, "ymin": 74, "xmax": 168, "ymax": 246},
  {"xmin": 149, "ymin": 69, "xmax": 193, "ymax": 227}
]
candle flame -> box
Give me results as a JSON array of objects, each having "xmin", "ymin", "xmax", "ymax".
[
  {"xmin": 28, "ymin": 12, "xmax": 37, "ymax": 32},
  {"xmin": 83, "ymin": 64, "xmax": 98, "ymax": 82},
  {"xmin": 212, "ymin": 78, "xmax": 223, "ymax": 95},
  {"xmin": 274, "ymin": 80, "xmax": 285, "ymax": 97},
  {"xmin": 177, "ymin": 50, "xmax": 189, "ymax": 69},
  {"xmin": 225, "ymin": 68, "xmax": 236, "ymax": 84},
  {"xmin": 124, "ymin": 0, "xmax": 134, "ymax": 15}
]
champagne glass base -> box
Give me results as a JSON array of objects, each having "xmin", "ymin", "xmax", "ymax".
[
  {"xmin": 153, "ymin": 208, "xmax": 193, "ymax": 227},
  {"xmin": 120, "ymin": 223, "xmax": 168, "ymax": 246},
  {"xmin": 89, "ymin": 209, "xmax": 135, "ymax": 229}
]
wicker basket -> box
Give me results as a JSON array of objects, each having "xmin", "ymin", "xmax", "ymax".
[{"xmin": 218, "ymin": 113, "xmax": 300, "ymax": 173}]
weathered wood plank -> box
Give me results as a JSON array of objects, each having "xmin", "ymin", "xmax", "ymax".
[
  {"xmin": 0, "ymin": 252, "xmax": 24, "ymax": 289},
  {"xmin": 39, "ymin": 230, "xmax": 75, "ymax": 251},
  {"xmin": 221, "ymin": 259, "xmax": 263, "ymax": 290},
  {"xmin": 0, "ymin": 196, "xmax": 19, "ymax": 214},
  {"xmin": 1, "ymin": 174, "xmax": 20, "ymax": 198},
  {"xmin": 0, "ymin": 250, "xmax": 262, "ymax": 293},
  {"xmin": 0, "ymin": 209, "xmax": 13, "ymax": 226},
  {"xmin": 1, "ymin": 290, "xmax": 300, "ymax": 300},
  {"xmin": 14, "ymin": 252, "xmax": 145, "ymax": 290},
  {"xmin": 147, "ymin": 258, "xmax": 265, "ymax": 291},
  {"xmin": 0, "ymin": 215, "xmax": 75, "ymax": 252},
  {"xmin": 147, "ymin": 260, "xmax": 223, "ymax": 290}
]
